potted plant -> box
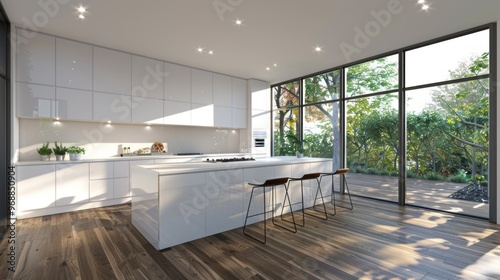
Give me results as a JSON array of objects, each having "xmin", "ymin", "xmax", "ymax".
[
  {"xmin": 67, "ymin": 146, "xmax": 85, "ymax": 161},
  {"xmin": 53, "ymin": 142, "xmax": 68, "ymax": 161},
  {"xmin": 286, "ymin": 133, "xmax": 307, "ymax": 158},
  {"xmin": 37, "ymin": 142, "xmax": 53, "ymax": 161}
]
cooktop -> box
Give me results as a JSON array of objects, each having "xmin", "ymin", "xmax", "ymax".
[{"xmin": 206, "ymin": 157, "xmax": 255, "ymax": 163}]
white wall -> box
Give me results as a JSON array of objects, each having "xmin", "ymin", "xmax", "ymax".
[
  {"xmin": 496, "ymin": 23, "xmax": 500, "ymax": 224},
  {"xmin": 19, "ymin": 119, "xmax": 240, "ymax": 161}
]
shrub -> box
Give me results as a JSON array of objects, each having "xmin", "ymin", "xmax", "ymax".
[{"xmin": 425, "ymin": 172, "xmax": 444, "ymax": 181}]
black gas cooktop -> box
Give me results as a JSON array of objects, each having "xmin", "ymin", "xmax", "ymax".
[
  {"xmin": 206, "ymin": 157, "xmax": 255, "ymax": 163},
  {"xmin": 175, "ymin": 153, "xmax": 204, "ymax": 156}
]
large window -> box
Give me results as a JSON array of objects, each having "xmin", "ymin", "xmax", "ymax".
[{"xmin": 271, "ymin": 26, "xmax": 494, "ymax": 219}]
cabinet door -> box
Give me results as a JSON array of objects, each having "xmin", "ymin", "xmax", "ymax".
[
  {"xmin": 16, "ymin": 82, "xmax": 56, "ymax": 118},
  {"xmin": 93, "ymin": 47, "xmax": 131, "ymax": 95},
  {"xmin": 114, "ymin": 161, "xmax": 129, "ymax": 178},
  {"xmin": 232, "ymin": 77, "xmax": 247, "ymax": 109},
  {"xmin": 159, "ymin": 173, "xmax": 206, "ymax": 248},
  {"xmin": 90, "ymin": 162, "xmax": 114, "ymax": 180},
  {"xmin": 16, "ymin": 29, "xmax": 55, "ymax": 85},
  {"xmin": 90, "ymin": 179, "xmax": 113, "ymax": 201},
  {"xmin": 164, "ymin": 100, "xmax": 191, "ymax": 125},
  {"xmin": 56, "ymin": 88, "xmax": 92, "ymax": 121},
  {"xmin": 56, "ymin": 38, "xmax": 92, "ymax": 90},
  {"xmin": 132, "ymin": 97, "xmax": 164, "ymax": 124},
  {"xmin": 132, "ymin": 55, "xmax": 164, "ymax": 100},
  {"xmin": 214, "ymin": 106, "xmax": 232, "ymax": 128},
  {"xmin": 205, "ymin": 169, "xmax": 244, "ymax": 235},
  {"xmin": 232, "ymin": 108, "xmax": 247, "ymax": 128},
  {"xmin": 213, "ymin": 73, "xmax": 232, "ymax": 107},
  {"xmin": 191, "ymin": 103, "xmax": 214, "ymax": 127},
  {"xmin": 164, "ymin": 62, "xmax": 191, "ymax": 102},
  {"xmin": 113, "ymin": 177, "xmax": 130, "ymax": 198},
  {"xmin": 93, "ymin": 92, "xmax": 132, "ymax": 122},
  {"xmin": 191, "ymin": 69, "xmax": 212, "ymax": 105},
  {"xmin": 17, "ymin": 165, "xmax": 56, "ymax": 212},
  {"xmin": 56, "ymin": 163, "xmax": 89, "ymax": 206}
]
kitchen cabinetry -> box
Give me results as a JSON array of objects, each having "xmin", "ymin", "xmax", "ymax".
[
  {"xmin": 56, "ymin": 88, "xmax": 92, "ymax": 120},
  {"xmin": 214, "ymin": 106, "xmax": 232, "ymax": 128},
  {"xmin": 232, "ymin": 77, "xmax": 247, "ymax": 109},
  {"xmin": 16, "ymin": 82, "xmax": 56, "ymax": 118},
  {"xmin": 164, "ymin": 62, "xmax": 191, "ymax": 102},
  {"xmin": 159, "ymin": 173, "xmax": 206, "ymax": 249},
  {"xmin": 17, "ymin": 165, "xmax": 56, "ymax": 212},
  {"xmin": 114, "ymin": 161, "xmax": 130, "ymax": 198},
  {"xmin": 56, "ymin": 38, "xmax": 92, "ymax": 90},
  {"xmin": 93, "ymin": 91, "xmax": 132, "ymax": 122},
  {"xmin": 56, "ymin": 163, "xmax": 89, "ymax": 206},
  {"xmin": 213, "ymin": 73, "xmax": 232, "ymax": 107},
  {"xmin": 232, "ymin": 108, "xmax": 247, "ymax": 128},
  {"xmin": 132, "ymin": 55, "xmax": 164, "ymax": 100},
  {"xmin": 93, "ymin": 47, "xmax": 131, "ymax": 95},
  {"xmin": 191, "ymin": 103, "xmax": 214, "ymax": 127},
  {"xmin": 89, "ymin": 162, "xmax": 114, "ymax": 201},
  {"xmin": 16, "ymin": 30, "xmax": 55, "ymax": 85},
  {"xmin": 205, "ymin": 169, "xmax": 244, "ymax": 235},
  {"xmin": 132, "ymin": 97, "xmax": 164, "ymax": 124},
  {"xmin": 191, "ymin": 69, "xmax": 212, "ymax": 105},
  {"xmin": 163, "ymin": 100, "xmax": 191, "ymax": 125}
]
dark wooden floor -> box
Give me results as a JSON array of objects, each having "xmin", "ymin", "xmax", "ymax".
[{"xmin": 1, "ymin": 196, "xmax": 500, "ymax": 280}]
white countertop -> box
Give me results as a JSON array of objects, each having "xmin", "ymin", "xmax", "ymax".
[
  {"xmin": 135, "ymin": 156, "xmax": 333, "ymax": 175},
  {"xmin": 15, "ymin": 153, "xmax": 261, "ymax": 166}
]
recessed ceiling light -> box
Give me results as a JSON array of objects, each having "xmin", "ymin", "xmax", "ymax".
[
  {"xmin": 208, "ymin": 50, "xmax": 214, "ymax": 55},
  {"xmin": 235, "ymin": 19, "xmax": 242, "ymax": 25},
  {"xmin": 417, "ymin": 0, "xmax": 425, "ymax": 3},
  {"xmin": 78, "ymin": 14, "xmax": 85, "ymax": 19},
  {"xmin": 266, "ymin": 67, "xmax": 270, "ymax": 71},
  {"xmin": 421, "ymin": 4, "xmax": 429, "ymax": 10},
  {"xmin": 273, "ymin": 64, "xmax": 277, "ymax": 67},
  {"xmin": 197, "ymin": 47, "xmax": 203, "ymax": 53},
  {"xmin": 77, "ymin": 6, "xmax": 86, "ymax": 13},
  {"xmin": 314, "ymin": 46, "xmax": 322, "ymax": 52}
]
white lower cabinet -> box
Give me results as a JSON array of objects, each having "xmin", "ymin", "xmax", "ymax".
[
  {"xmin": 90, "ymin": 179, "xmax": 113, "ymax": 201},
  {"xmin": 56, "ymin": 163, "xmax": 89, "ymax": 206},
  {"xmin": 17, "ymin": 165, "xmax": 56, "ymax": 212},
  {"xmin": 159, "ymin": 173, "xmax": 206, "ymax": 249},
  {"xmin": 205, "ymin": 169, "xmax": 244, "ymax": 236},
  {"xmin": 113, "ymin": 177, "xmax": 130, "ymax": 198}
]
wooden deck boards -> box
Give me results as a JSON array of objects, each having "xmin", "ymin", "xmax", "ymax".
[{"xmin": 1, "ymin": 197, "xmax": 499, "ymax": 280}]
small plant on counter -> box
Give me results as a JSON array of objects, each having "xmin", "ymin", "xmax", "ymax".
[
  {"xmin": 37, "ymin": 142, "xmax": 53, "ymax": 161},
  {"xmin": 67, "ymin": 146, "xmax": 85, "ymax": 161},
  {"xmin": 53, "ymin": 142, "xmax": 68, "ymax": 161}
]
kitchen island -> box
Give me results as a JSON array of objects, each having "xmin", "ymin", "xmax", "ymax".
[{"xmin": 131, "ymin": 156, "xmax": 333, "ymax": 250}]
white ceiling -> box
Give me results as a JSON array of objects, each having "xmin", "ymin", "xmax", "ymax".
[{"xmin": 2, "ymin": 0, "xmax": 500, "ymax": 84}]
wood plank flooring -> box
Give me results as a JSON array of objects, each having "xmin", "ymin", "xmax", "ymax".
[{"xmin": 1, "ymin": 196, "xmax": 500, "ymax": 279}]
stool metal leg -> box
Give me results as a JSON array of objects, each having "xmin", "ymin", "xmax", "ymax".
[
  {"xmin": 319, "ymin": 174, "xmax": 336, "ymax": 216},
  {"xmin": 333, "ymin": 173, "xmax": 353, "ymax": 210},
  {"xmin": 306, "ymin": 178, "xmax": 328, "ymax": 220},
  {"xmin": 272, "ymin": 184, "xmax": 297, "ymax": 233},
  {"xmin": 243, "ymin": 186, "xmax": 267, "ymax": 244}
]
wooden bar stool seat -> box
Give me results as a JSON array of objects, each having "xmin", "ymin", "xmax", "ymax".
[{"xmin": 243, "ymin": 177, "xmax": 297, "ymax": 244}]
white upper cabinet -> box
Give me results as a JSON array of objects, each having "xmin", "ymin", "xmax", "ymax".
[
  {"xmin": 213, "ymin": 73, "xmax": 232, "ymax": 107},
  {"xmin": 232, "ymin": 77, "xmax": 247, "ymax": 109},
  {"xmin": 132, "ymin": 55, "xmax": 164, "ymax": 100},
  {"xmin": 16, "ymin": 82, "xmax": 56, "ymax": 118},
  {"xmin": 55, "ymin": 88, "xmax": 92, "ymax": 121},
  {"xmin": 164, "ymin": 100, "xmax": 191, "ymax": 125},
  {"xmin": 56, "ymin": 38, "xmax": 92, "ymax": 90},
  {"xmin": 191, "ymin": 69, "xmax": 212, "ymax": 105},
  {"xmin": 191, "ymin": 103, "xmax": 214, "ymax": 127},
  {"xmin": 93, "ymin": 47, "xmax": 131, "ymax": 95},
  {"xmin": 16, "ymin": 29, "xmax": 55, "ymax": 85},
  {"xmin": 232, "ymin": 108, "xmax": 247, "ymax": 129},
  {"xmin": 164, "ymin": 62, "xmax": 191, "ymax": 102},
  {"xmin": 93, "ymin": 92, "xmax": 132, "ymax": 122},
  {"xmin": 214, "ymin": 106, "xmax": 232, "ymax": 128},
  {"xmin": 132, "ymin": 97, "xmax": 164, "ymax": 124}
]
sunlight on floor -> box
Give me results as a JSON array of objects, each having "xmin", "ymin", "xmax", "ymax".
[
  {"xmin": 463, "ymin": 245, "xmax": 500, "ymax": 279},
  {"xmin": 404, "ymin": 212, "xmax": 452, "ymax": 228},
  {"xmin": 459, "ymin": 229, "xmax": 498, "ymax": 247}
]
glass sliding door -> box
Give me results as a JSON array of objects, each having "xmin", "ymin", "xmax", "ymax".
[
  {"xmin": 405, "ymin": 29, "xmax": 489, "ymax": 218},
  {"xmin": 272, "ymin": 81, "xmax": 301, "ymax": 156}
]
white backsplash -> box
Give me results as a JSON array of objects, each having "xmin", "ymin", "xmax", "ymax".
[{"xmin": 19, "ymin": 119, "xmax": 241, "ymax": 161}]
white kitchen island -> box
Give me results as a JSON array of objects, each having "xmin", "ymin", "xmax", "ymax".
[{"xmin": 130, "ymin": 156, "xmax": 333, "ymax": 250}]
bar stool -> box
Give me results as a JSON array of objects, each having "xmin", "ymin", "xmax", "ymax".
[
  {"xmin": 320, "ymin": 168, "xmax": 353, "ymax": 210},
  {"xmin": 282, "ymin": 173, "xmax": 328, "ymax": 227},
  {"xmin": 243, "ymin": 177, "xmax": 297, "ymax": 244}
]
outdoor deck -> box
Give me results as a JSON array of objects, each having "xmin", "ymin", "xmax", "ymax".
[{"xmin": 345, "ymin": 173, "xmax": 489, "ymax": 219}]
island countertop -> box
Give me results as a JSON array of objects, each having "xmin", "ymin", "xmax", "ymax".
[{"xmin": 135, "ymin": 156, "xmax": 333, "ymax": 175}]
